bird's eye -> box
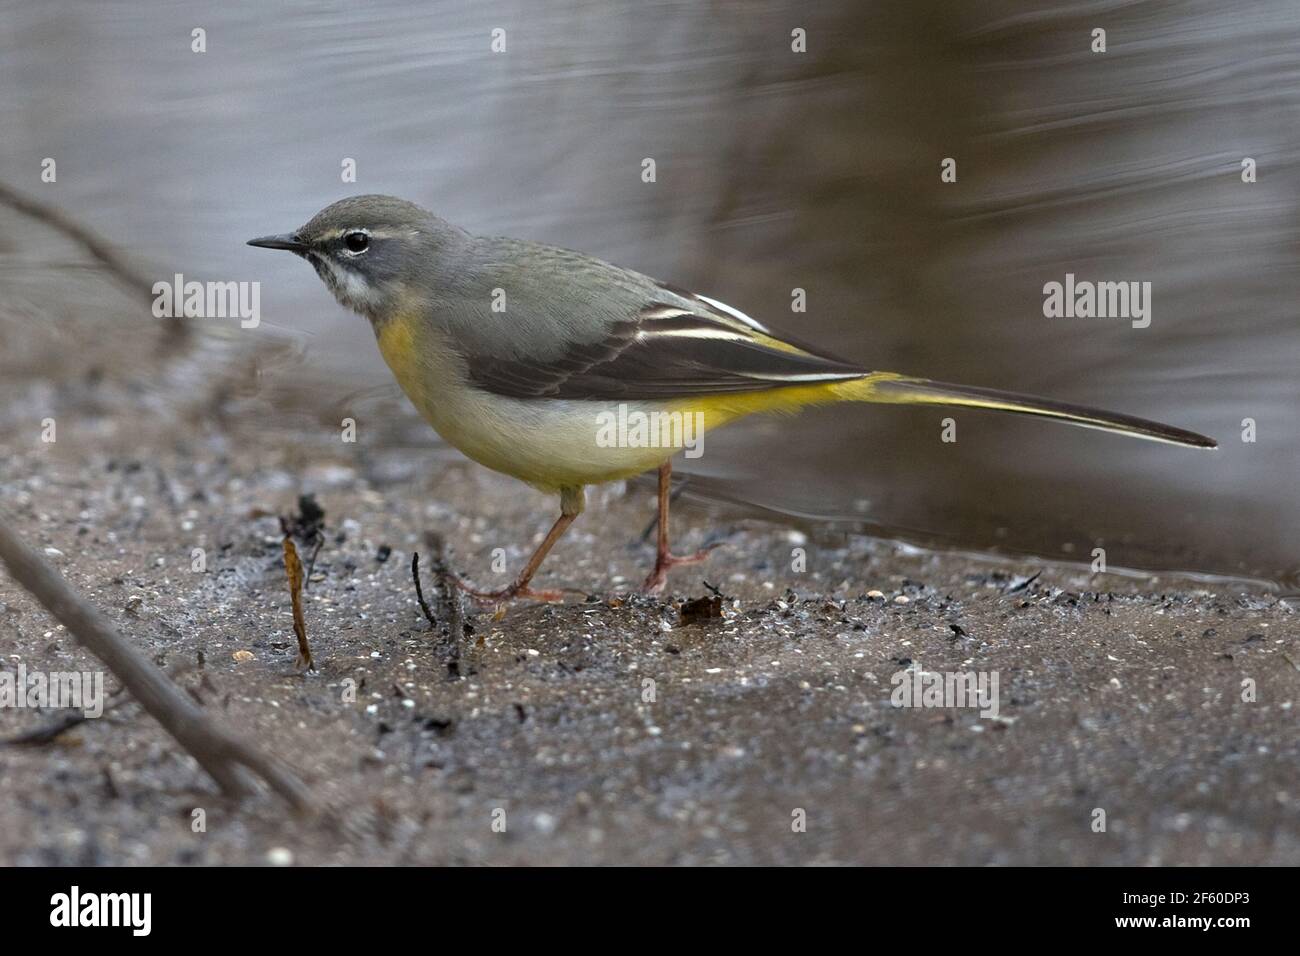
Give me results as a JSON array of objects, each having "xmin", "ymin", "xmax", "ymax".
[{"xmin": 343, "ymin": 231, "xmax": 370, "ymax": 254}]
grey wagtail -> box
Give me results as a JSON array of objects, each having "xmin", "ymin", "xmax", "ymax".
[{"xmin": 249, "ymin": 195, "xmax": 1216, "ymax": 601}]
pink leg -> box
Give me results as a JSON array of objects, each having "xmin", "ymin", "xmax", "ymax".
[
  {"xmin": 454, "ymin": 488, "xmax": 585, "ymax": 604},
  {"xmin": 641, "ymin": 461, "xmax": 716, "ymax": 594}
]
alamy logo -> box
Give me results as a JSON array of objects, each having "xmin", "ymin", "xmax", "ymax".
[
  {"xmin": 595, "ymin": 404, "xmax": 705, "ymax": 458},
  {"xmin": 0, "ymin": 663, "xmax": 104, "ymax": 718},
  {"xmin": 890, "ymin": 664, "xmax": 999, "ymax": 718},
  {"xmin": 50, "ymin": 886, "xmax": 151, "ymax": 936},
  {"xmin": 152, "ymin": 273, "xmax": 260, "ymax": 328},
  {"xmin": 1042, "ymin": 273, "xmax": 1150, "ymax": 328}
]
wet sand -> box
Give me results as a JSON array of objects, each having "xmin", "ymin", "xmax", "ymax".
[{"xmin": 1, "ymin": 333, "xmax": 1295, "ymax": 866}]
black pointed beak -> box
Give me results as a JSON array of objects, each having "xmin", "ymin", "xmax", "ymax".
[{"xmin": 247, "ymin": 233, "xmax": 307, "ymax": 253}]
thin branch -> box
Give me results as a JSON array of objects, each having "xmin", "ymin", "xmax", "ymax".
[
  {"xmin": 0, "ymin": 182, "xmax": 189, "ymax": 345},
  {"xmin": 411, "ymin": 552, "xmax": 437, "ymax": 629},
  {"xmin": 422, "ymin": 532, "xmax": 465, "ymax": 679},
  {"xmin": 2, "ymin": 686, "xmax": 131, "ymax": 746},
  {"xmin": 0, "ymin": 516, "xmax": 312, "ymax": 810}
]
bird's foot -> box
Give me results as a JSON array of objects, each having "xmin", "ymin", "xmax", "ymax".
[
  {"xmin": 451, "ymin": 576, "xmax": 568, "ymax": 605},
  {"xmin": 640, "ymin": 544, "xmax": 719, "ymax": 595}
]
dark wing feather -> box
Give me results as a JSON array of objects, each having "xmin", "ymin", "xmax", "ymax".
[{"xmin": 463, "ymin": 297, "xmax": 867, "ymax": 400}]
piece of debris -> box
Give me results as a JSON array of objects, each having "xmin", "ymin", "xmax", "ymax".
[
  {"xmin": 702, "ymin": 579, "xmax": 729, "ymax": 601},
  {"xmin": 280, "ymin": 494, "xmax": 326, "ymax": 585},
  {"xmin": 679, "ymin": 594, "xmax": 723, "ymax": 625},
  {"xmin": 232, "ymin": 650, "xmax": 254, "ymax": 662},
  {"xmin": 101, "ymin": 765, "xmax": 121, "ymax": 799},
  {"xmin": 411, "ymin": 552, "xmax": 437, "ymax": 629},
  {"xmin": 281, "ymin": 493, "xmax": 325, "ymax": 544},
  {"xmin": 1005, "ymin": 571, "xmax": 1042, "ymax": 594},
  {"xmin": 376, "ymin": 544, "xmax": 392, "ymax": 563},
  {"xmin": 2, "ymin": 686, "xmax": 129, "ymax": 746},
  {"xmin": 414, "ymin": 532, "xmax": 468, "ymax": 679},
  {"xmin": 282, "ymin": 537, "xmax": 313, "ymax": 670},
  {"xmin": 423, "ymin": 716, "xmax": 454, "ymax": 735}
]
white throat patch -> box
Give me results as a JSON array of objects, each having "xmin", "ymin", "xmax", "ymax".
[{"xmin": 312, "ymin": 253, "xmax": 382, "ymax": 314}]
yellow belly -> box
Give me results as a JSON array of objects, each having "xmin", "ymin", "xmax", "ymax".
[
  {"xmin": 373, "ymin": 310, "xmax": 858, "ymax": 492},
  {"xmin": 373, "ymin": 313, "xmax": 674, "ymax": 491}
]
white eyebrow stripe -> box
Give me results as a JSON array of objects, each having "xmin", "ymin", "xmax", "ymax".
[{"xmin": 320, "ymin": 226, "xmax": 401, "ymax": 241}]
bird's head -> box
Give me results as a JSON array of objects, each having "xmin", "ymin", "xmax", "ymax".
[{"xmin": 248, "ymin": 194, "xmax": 464, "ymax": 319}]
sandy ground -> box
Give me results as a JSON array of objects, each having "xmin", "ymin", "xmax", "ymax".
[{"xmin": 0, "ymin": 323, "xmax": 1297, "ymax": 866}]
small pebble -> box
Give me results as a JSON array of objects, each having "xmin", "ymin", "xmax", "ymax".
[{"xmin": 266, "ymin": 847, "xmax": 294, "ymax": 866}]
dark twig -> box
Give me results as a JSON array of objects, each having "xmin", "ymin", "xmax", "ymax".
[
  {"xmin": 303, "ymin": 536, "xmax": 324, "ymax": 587},
  {"xmin": 0, "ymin": 516, "xmax": 312, "ymax": 810},
  {"xmin": 101, "ymin": 765, "xmax": 121, "ymax": 799},
  {"xmin": 1005, "ymin": 570, "xmax": 1043, "ymax": 594},
  {"xmin": 423, "ymin": 532, "xmax": 466, "ymax": 678},
  {"xmin": 411, "ymin": 552, "xmax": 437, "ymax": 629},
  {"xmin": 3, "ymin": 711, "xmax": 92, "ymax": 746},
  {"xmin": 2, "ymin": 686, "xmax": 131, "ymax": 746}
]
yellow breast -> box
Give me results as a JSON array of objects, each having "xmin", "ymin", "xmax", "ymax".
[
  {"xmin": 375, "ymin": 310, "xmax": 425, "ymax": 402},
  {"xmin": 372, "ymin": 306, "xmax": 857, "ymax": 493}
]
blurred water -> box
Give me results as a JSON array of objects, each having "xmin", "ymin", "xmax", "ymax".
[{"xmin": 2, "ymin": 0, "xmax": 1298, "ymax": 587}]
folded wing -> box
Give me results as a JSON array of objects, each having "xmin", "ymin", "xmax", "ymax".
[{"xmin": 463, "ymin": 289, "xmax": 867, "ymax": 400}]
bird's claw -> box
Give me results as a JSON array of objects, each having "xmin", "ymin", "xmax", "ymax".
[
  {"xmin": 640, "ymin": 543, "xmax": 720, "ymax": 594},
  {"xmin": 451, "ymin": 576, "xmax": 568, "ymax": 605}
]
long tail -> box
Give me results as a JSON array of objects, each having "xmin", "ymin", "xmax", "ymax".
[{"xmin": 837, "ymin": 372, "xmax": 1216, "ymax": 449}]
